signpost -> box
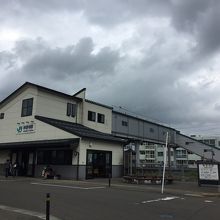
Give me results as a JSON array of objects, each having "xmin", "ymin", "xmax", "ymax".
[{"xmin": 161, "ymin": 132, "xmax": 169, "ymax": 194}]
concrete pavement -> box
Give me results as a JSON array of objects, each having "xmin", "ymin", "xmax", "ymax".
[
  {"xmin": 0, "ymin": 176, "xmax": 220, "ymax": 220},
  {"xmin": 1, "ymin": 175, "xmax": 220, "ymax": 198},
  {"xmin": 31, "ymin": 177, "xmax": 220, "ymax": 197}
]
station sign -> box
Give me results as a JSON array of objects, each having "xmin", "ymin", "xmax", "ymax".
[{"xmin": 16, "ymin": 121, "xmax": 36, "ymax": 134}]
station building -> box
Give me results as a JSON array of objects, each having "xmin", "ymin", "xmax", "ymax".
[
  {"xmin": 0, "ymin": 82, "xmax": 125, "ymax": 179},
  {"xmin": 1, "ymin": 82, "xmax": 218, "ymax": 179}
]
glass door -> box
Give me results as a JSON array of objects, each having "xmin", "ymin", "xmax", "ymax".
[
  {"xmin": 86, "ymin": 150, "xmax": 112, "ymax": 179},
  {"xmin": 11, "ymin": 150, "xmax": 36, "ymax": 176}
]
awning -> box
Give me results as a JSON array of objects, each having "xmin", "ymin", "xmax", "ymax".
[{"xmin": 0, "ymin": 138, "xmax": 80, "ymax": 150}]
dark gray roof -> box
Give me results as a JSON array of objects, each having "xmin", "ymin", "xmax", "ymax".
[
  {"xmin": 35, "ymin": 116, "xmax": 126, "ymax": 143},
  {"xmin": 0, "ymin": 138, "xmax": 79, "ymax": 149}
]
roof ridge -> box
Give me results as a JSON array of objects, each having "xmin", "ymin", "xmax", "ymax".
[{"xmin": 0, "ymin": 82, "xmax": 82, "ymax": 108}]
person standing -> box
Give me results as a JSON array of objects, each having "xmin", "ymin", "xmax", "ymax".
[{"xmin": 12, "ymin": 162, "xmax": 19, "ymax": 177}]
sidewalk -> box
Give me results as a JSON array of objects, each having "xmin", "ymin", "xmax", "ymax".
[
  {"xmin": 33, "ymin": 177, "xmax": 220, "ymax": 197},
  {"xmin": 1, "ymin": 175, "xmax": 220, "ymax": 197},
  {"xmin": 85, "ymin": 178, "xmax": 220, "ymax": 197}
]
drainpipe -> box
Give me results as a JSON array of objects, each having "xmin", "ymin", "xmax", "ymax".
[{"xmin": 73, "ymin": 151, "xmax": 79, "ymax": 180}]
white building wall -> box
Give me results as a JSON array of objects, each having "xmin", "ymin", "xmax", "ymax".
[
  {"xmin": 0, "ymin": 87, "xmax": 78, "ymax": 143},
  {"xmin": 82, "ymin": 101, "xmax": 112, "ymax": 134},
  {"xmin": 36, "ymin": 90, "xmax": 80, "ymax": 123},
  {"xmin": 79, "ymin": 139, "xmax": 123, "ymax": 166}
]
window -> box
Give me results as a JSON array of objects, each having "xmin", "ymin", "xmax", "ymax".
[
  {"xmin": 209, "ymin": 139, "xmax": 215, "ymax": 146},
  {"xmin": 146, "ymin": 150, "xmax": 155, "ymax": 159},
  {"xmin": 122, "ymin": 120, "xmax": 128, "ymax": 126},
  {"xmin": 97, "ymin": 113, "xmax": 105, "ymax": 123},
  {"xmin": 0, "ymin": 113, "xmax": 4, "ymax": 119},
  {"xmin": 140, "ymin": 151, "xmax": 145, "ymax": 155},
  {"xmin": 150, "ymin": 128, "xmax": 154, "ymax": 133},
  {"xmin": 218, "ymin": 141, "xmax": 220, "ymax": 147},
  {"xmin": 88, "ymin": 111, "xmax": 96, "ymax": 121},
  {"xmin": 203, "ymin": 139, "xmax": 209, "ymax": 144},
  {"xmin": 21, "ymin": 98, "xmax": 33, "ymax": 117},
  {"xmin": 37, "ymin": 150, "xmax": 72, "ymax": 165},
  {"xmin": 67, "ymin": 103, "xmax": 77, "ymax": 117},
  {"xmin": 158, "ymin": 152, "xmax": 163, "ymax": 157}
]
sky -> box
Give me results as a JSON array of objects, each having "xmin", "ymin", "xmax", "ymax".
[{"xmin": 1, "ymin": 0, "xmax": 220, "ymax": 136}]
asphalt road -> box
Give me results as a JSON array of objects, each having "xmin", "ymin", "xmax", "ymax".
[{"xmin": 0, "ymin": 179, "xmax": 219, "ymax": 220}]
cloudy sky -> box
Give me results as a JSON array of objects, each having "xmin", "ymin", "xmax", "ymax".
[{"xmin": 1, "ymin": 0, "xmax": 220, "ymax": 136}]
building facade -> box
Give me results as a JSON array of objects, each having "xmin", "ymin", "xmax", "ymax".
[
  {"xmin": 191, "ymin": 135, "xmax": 220, "ymax": 149},
  {"xmin": 0, "ymin": 83, "xmax": 125, "ymax": 179},
  {"xmin": 1, "ymin": 82, "xmax": 218, "ymax": 180}
]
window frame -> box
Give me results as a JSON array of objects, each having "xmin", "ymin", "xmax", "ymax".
[
  {"xmin": 37, "ymin": 150, "xmax": 73, "ymax": 165},
  {"xmin": 88, "ymin": 111, "xmax": 96, "ymax": 122},
  {"xmin": 66, "ymin": 103, "xmax": 77, "ymax": 117},
  {"xmin": 0, "ymin": 113, "xmax": 4, "ymax": 119},
  {"xmin": 122, "ymin": 120, "xmax": 128, "ymax": 126},
  {"xmin": 97, "ymin": 113, "xmax": 105, "ymax": 124},
  {"xmin": 149, "ymin": 128, "xmax": 154, "ymax": 133},
  {"xmin": 21, "ymin": 98, "xmax": 33, "ymax": 117}
]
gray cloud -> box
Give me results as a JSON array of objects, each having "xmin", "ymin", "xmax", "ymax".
[
  {"xmin": 171, "ymin": 0, "xmax": 220, "ymax": 57},
  {"xmin": 1, "ymin": 0, "xmax": 220, "ymax": 135},
  {"xmin": 0, "ymin": 37, "xmax": 121, "ymax": 100},
  {"xmin": 2, "ymin": 0, "xmax": 220, "ymax": 58},
  {"xmin": 1, "ymin": 37, "xmax": 120, "ymax": 81}
]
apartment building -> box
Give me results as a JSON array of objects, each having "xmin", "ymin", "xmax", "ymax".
[{"xmin": 191, "ymin": 135, "xmax": 220, "ymax": 149}]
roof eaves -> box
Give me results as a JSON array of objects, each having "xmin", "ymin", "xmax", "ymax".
[
  {"xmin": 0, "ymin": 82, "xmax": 82, "ymax": 108},
  {"xmin": 0, "ymin": 82, "xmax": 30, "ymax": 108},
  {"xmin": 85, "ymin": 99, "xmax": 113, "ymax": 110},
  {"xmin": 35, "ymin": 115, "xmax": 125, "ymax": 143},
  {"xmin": 73, "ymin": 88, "xmax": 86, "ymax": 97},
  {"xmin": 35, "ymin": 115, "xmax": 82, "ymax": 138}
]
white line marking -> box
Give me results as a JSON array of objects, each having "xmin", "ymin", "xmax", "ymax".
[
  {"xmin": 0, "ymin": 205, "xmax": 61, "ymax": 220},
  {"xmin": 184, "ymin": 193, "xmax": 203, "ymax": 198},
  {"xmin": 204, "ymin": 200, "xmax": 213, "ymax": 203},
  {"xmin": 141, "ymin": 196, "xmax": 179, "ymax": 204},
  {"xmin": 31, "ymin": 182, "xmax": 105, "ymax": 190}
]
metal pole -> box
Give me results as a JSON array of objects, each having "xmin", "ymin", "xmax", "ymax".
[
  {"xmin": 108, "ymin": 172, "xmax": 111, "ymax": 187},
  {"xmin": 46, "ymin": 193, "xmax": 50, "ymax": 220},
  {"xmin": 161, "ymin": 132, "xmax": 169, "ymax": 194},
  {"xmin": 130, "ymin": 150, "xmax": 133, "ymax": 176},
  {"xmin": 76, "ymin": 152, "xmax": 79, "ymax": 180}
]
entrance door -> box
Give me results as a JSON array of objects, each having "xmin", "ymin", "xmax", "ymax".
[
  {"xmin": 11, "ymin": 150, "xmax": 36, "ymax": 176},
  {"xmin": 86, "ymin": 150, "xmax": 112, "ymax": 179}
]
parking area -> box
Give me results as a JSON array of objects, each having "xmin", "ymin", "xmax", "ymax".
[{"xmin": 0, "ymin": 177, "xmax": 220, "ymax": 220}]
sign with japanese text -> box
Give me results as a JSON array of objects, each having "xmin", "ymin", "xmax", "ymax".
[
  {"xmin": 16, "ymin": 121, "xmax": 36, "ymax": 134},
  {"xmin": 198, "ymin": 164, "xmax": 219, "ymax": 180}
]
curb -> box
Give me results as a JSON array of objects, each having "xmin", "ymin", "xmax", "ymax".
[
  {"xmin": 3, "ymin": 177, "xmax": 220, "ymax": 198},
  {"xmin": 34, "ymin": 178, "xmax": 220, "ymax": 198}
]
